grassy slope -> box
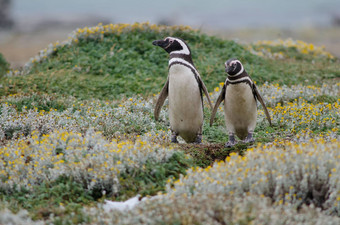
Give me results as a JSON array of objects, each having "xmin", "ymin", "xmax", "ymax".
[
  {"xmin": 0, "ymin": 24, "xmax": 338, "ymax": 100},
  {"xmin": 0, "ymin": 23, "xmax": 339, "ymax": 223}
]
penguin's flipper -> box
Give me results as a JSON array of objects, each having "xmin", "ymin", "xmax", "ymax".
[
  {"xmin": 209, "ymin": 84, "xmax": 226, "ymax": 126},
  {"xmin": 154, "ymin": 79, "xmax": 169, "ymax": 121},
  {"xmin": 252, "ymin": 83, "xmax": 272, "ymax": 126},
  {"xmin": 197, "ymin": 76, "xmax": 213, "ymax": 109}
]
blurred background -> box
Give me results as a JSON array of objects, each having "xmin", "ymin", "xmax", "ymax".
[{"xmin": 0, "ymin": 0, "xmax": 339, "ymax": 68}]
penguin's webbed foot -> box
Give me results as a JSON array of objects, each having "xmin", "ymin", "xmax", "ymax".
[
  {"xmin": 194, "ymin": 134, "xmax": 202, "ymax": 144},
  {"xmin": 243, "ymin": 132, "xmax": 255, "ymax": 144},
  {"xmin": 225, "ymin": 134, "xmax": 237, "ymax": 148},
  {"xmin": 171, "ymin": 131, "xmax": 179, "ymax": 143},
  {"xmin": 171, "ymin": 135, "xmax": 178, "ymax": 143},
  {"xmin": 225, "ymin": 140, "xmax": 237, "ymax": 148}
]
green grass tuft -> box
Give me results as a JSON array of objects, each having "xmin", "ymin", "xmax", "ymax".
[
  {"xmin": 0, "ymin": 53, "xmax": 10, "ymax": 77},
  {"xmin": 117, "ymin": 151, "xmax": 193, "ymax": 200},
  {"xmin": 0, "ymin": 176, "xmax": 93, "ymax": 220}
]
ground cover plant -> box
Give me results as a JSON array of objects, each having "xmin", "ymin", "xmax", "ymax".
[
  {"xmin": 0, "ymin": 23, "xmax": 339, "ymax": 224},
  {"xmin": 2, "ymin": 23, "xmax": 339, "ymax": 99},
  {"xmin": 0, "ymin": 53, "xmax": 10, "ymax": 77}
]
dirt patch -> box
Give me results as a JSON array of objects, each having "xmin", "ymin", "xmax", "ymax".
[
  {"xmin": 177, "ymin": 143, "xmax": 248, "ymax": 168},
  {"xmin": 0, "ymin": 28, "xmax": 74, "ymax": 69}
]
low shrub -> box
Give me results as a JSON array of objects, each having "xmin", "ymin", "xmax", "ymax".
[
  {"xmin": 0, "ymin": 53, "xmax": 9, "ymax": 77},
  {"xmin": 167, "ymin": 139, "xmax": 340, "ymax": 216}
]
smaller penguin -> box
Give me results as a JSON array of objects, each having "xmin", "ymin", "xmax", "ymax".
[
  {"xmin": 210, "ymin": 58, "xmax": 271, "ymax": 147},
  {"xmin": 152, "ymin": 37, "xmax": 213, "ymax": 144}
]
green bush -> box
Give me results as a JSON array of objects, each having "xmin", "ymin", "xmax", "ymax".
[{"xmin": 0, "ymin": 53, "xmax": 9, "ymax": 77}]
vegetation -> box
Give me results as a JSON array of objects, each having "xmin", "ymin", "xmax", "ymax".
[
  {"xmin": 0, "ymin": 52, "xmax": 9, "ymax": 77},
  {"xmin": 1, "ymin": 23, "xmax": 339, "ymax": 99},
  {"xmin": 0, "ymin": 23, "xmax": 339, "ymax": 224}
]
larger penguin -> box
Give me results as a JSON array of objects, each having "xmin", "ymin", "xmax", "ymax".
[
  {"xmin": 152, "ymin": 37, "xmax": 213, "ymax": 143},
  {"xmin": 210, "ymin": 58, "xmax": 271, "ymax": 147}
]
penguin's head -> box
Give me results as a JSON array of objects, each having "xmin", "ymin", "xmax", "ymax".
[
  {"xmin": 225, "ymin": 58, "xmax": 244, "ymax": 76},
  {"xmin": 152, "ymin": 37, "xmax": 191, "ymax": 55}
]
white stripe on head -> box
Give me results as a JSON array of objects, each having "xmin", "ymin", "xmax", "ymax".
[
  {"xmin": 167, "ymin": 37, "xmax": 191, "ymax": 55},
  {"xmin": 169, "ymin": 58, "xmax": 200, "ymax": 77},
  {"xmin": 227, "ymin": 59, "xmax": 244, "ymax": 76}
]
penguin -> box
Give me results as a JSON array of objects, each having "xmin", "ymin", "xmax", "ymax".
[
  {"xmin": 152, "ymin": 37, "xmax": 213, "ymax": 143},
  {"xmin": 210, "ymin": 58, "xmax": 271, "ymax": 147}
]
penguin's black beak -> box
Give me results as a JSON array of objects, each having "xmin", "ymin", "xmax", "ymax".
[
  {"xmin": 152, "ymin": 40, "xmax": 160, "ymax": 46},
  {"xmin": 152, "ymin": 39, "xmax": 169, "ymax": 48}
]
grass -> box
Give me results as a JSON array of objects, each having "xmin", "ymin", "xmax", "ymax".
[
  {"xmin": 0, "ymin": 53, "xmax": 9, "ymax": 77},
  {"xmin": 117, "ymin": 152, "xmax": 193, "ymax": 199},
  {"xmin": 4, "ymin": 93, "xmax": 71, "ymax": 112},
  {"xmin": 2, "ymin": 176, "xmax": 93, "ymax": 221},
  {"xmin": 0, "ymin": 23, "xmax": 338, "ymax": 100},
  {"xmin": 0, "ymin": 23, "xmax": 339, "ymax": 224}
]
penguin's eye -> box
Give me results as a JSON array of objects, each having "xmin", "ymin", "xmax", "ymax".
[{"xmin": 165, "ymin": 38, "xmax": 173, "ymax": 44}]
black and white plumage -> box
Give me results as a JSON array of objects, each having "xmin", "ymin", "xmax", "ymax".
[
  {"xmin": 210, "ymin": 58, "xmax": 271, "ymax": 147},
  {"xmin": 152, "ymin": 37, "xmax": 213, "ymax": 143}
]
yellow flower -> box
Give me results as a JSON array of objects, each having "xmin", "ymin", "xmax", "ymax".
[{"xmin": 301, "ymin": 48, "xmax": 309, "ymax": 54}]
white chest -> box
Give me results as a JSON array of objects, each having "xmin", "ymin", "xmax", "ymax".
[
  {"xmin": 224, "ymin": 82, "xmax": 257, "ymax": 136},
  {"xmin": 168, "ymin": 65, "xmax": 199, "ymax": 96},
  {"xmin": 167, "ymin": 64, "xmax": 203, "ymax": 141}
]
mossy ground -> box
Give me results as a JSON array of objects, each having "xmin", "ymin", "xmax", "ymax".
[{"xmin": 0, "ymin": 23, "xmax": 339, "ymax": 223}]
